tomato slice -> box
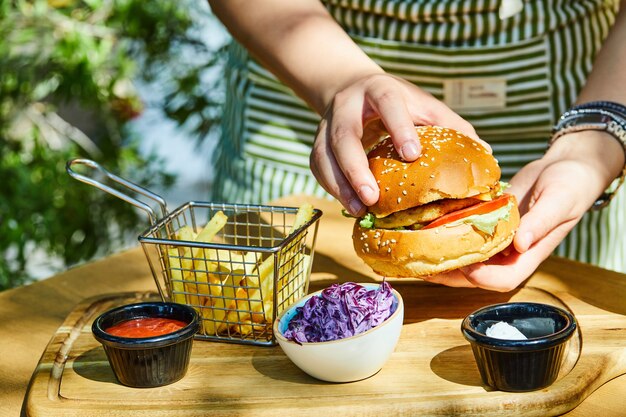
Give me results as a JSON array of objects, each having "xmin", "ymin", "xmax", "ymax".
[{"xmin": 422, "ymin": 194, "xmax": 511, "ymax": 230}]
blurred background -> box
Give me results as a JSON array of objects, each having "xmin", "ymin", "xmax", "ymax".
[{"xmin": 0, "ymin": 0, "xmax": 229, "ymax": 290}]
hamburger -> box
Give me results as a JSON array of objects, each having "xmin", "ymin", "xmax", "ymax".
[{"xmin": 352, "ymin": 126, "xmax": 520, "ymax": 278}]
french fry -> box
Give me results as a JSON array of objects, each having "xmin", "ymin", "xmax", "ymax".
[
  {"xmin": 230, "ymin": 319, "xmax": 271, "ymax": 336},
  {"xmin": 278, "ymin": 253, "xmax": 311, "ymax": 307},
  {"xmin": 226, "ymin": 203, "xmax": 315, "ymax": 335},
  {"xmin": 167, "ymin": 203, "xmax": 315, "ymax": 339},
  {"xmin": 168, "ymin": 248, "xmax": 187, "ymax": 305},
  {"xmin": 275, "ymin": 203, "xmax": 315, "ymax": 308},
  {"xmin": 203, "ymin": 250, "xmax": 257, "ymax": 335},
  {"xmin": 220, "ymin": 276, "xmax": 265, "ymax": 335},
  {"xmin": 205, "ymin": 270, "xmax": 240, "ymax": 335},
  {"xmin": 180, "ymin": 211, "xmax": 228, "ymax": 307},
  {"xmin": 193, "ymin": 251, "xmax": 234, "ymax": 301},
  {"xmin": 167, "ymin": 226, "xmax": 198, "ymax": 304},
  {"xmin": 175, "ymin": 225, "xmax": 197, "ymax": 241},
  {"xmin": 222, "ymin": 254, "xmax": 274, "ymax": 335},
  {"xmin": 288, "ymin": 202, "xmax": 314, "ymax": 234},
  {"xmin": 199, "ymin": 267, "xmax": 230, "ymax": 336},
  {"xmin": 194, "ymin": 211, "xmax": 228, "ymax": 244},
  {"xmin": 233, "ymin": 322, "xmax": 254, "ymax": 336}
]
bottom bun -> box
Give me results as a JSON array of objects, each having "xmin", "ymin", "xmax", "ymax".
[{"xmin": 353, "ymin": 203, "xmax": 520, "ymax": 278}]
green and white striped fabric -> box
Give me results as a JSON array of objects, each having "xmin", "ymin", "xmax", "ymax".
[{"xmin": 212, "ymin": 0, "xmax": 626, "ymax": 272}]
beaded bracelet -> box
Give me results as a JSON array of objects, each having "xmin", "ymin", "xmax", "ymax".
[
  {"xmin": 549, "ymin": 102, "xmax": 626, "ymax": 210},
  {"xmin": 569, "ymin": 100, "xmax": 626, "ymax": 120}
]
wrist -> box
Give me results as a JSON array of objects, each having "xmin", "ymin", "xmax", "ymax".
[
  {"xmin": 548, "ymin": 102, "xmax": 626, "ymax": 209},
  {"xmin": 545, "ymin": 130, "xmax": 625, "ymax": 189}
]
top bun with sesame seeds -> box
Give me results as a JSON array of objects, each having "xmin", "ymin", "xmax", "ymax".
[
  {"xmin": 368, "ymin": 125, "xmax": 501, "ymax": 218},
  {"xmin": 352, "ymin": 125, "xmax": 519, "ymax": 279}
]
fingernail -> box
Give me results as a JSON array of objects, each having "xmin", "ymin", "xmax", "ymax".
[
  {"xmin": 358, "ymin": 185, "xmax": 376, "ymax": 203},
  {"xmin": 348, "ymin": 198, "xmax": 364, "ymax": 216},
  {"xmin": 400, "ymin": 141, "xmax": 420, "ymax": 160}
]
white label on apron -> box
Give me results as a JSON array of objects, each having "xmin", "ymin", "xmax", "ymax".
[
  {"xmin": 499, "ymin": 0, "xmax": 524, "ymax": 19},
  {"xmin": 443, "ymin": 78, "xmax": 507, "ymax": 110}
]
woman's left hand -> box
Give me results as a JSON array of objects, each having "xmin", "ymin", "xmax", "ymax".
[{"xmin": 423, "ymin": 130, "xmax": 624, "ymax": 291}]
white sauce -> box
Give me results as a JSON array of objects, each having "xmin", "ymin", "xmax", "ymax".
[{"xmin": 486, "ymin": 321, "xmax": 527, "ymax": 340}]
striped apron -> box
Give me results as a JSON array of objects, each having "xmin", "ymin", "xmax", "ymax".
[{"xmin": 212, "ymin": 0, "xmax": 626, "ymax": 272}]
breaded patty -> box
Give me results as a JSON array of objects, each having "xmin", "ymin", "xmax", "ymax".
[
  {"xmin": 373, "ymin": 183, "xmax": 502, "ymax": 229},
  {"xmin": 374, "ymin": 198, "xmax": 480, "ymax": 229}
]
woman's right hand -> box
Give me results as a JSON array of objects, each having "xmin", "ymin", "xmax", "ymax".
[{"xmin": 310, "ymin": 73, "xmax": 483, "ymax": 216}]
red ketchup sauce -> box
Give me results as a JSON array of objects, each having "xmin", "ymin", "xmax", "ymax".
[{"xmin": 105, "ymin": 317, "xmax": 188, "ymax": 338}]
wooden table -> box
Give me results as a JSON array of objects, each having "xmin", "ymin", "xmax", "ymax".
[{"xmin": 2, "ymin": 196, "xmax": 625, "ymax": 416}]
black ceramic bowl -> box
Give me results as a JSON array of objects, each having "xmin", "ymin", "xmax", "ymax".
[
  {"xmin": 461, "ymin": 302, "xmax": 577, "ymax": 392},
  {"xmin": 92, "ymin": 302, "xmax": 199, "ymax": 388}
]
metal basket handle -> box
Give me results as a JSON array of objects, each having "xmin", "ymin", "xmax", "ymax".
[{"xmin": 66, "ymin": 158, "xmax": 168, "ymax": 225}]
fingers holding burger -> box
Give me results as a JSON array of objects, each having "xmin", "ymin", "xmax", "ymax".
[{"xmin": 352, "ymin": 126, "xmax": 520, "ymax": 278}]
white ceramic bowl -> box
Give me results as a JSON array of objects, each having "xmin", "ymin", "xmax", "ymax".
[{"xmin": 273, "ymin": 283, "xmax": 404, "ymax": 383}]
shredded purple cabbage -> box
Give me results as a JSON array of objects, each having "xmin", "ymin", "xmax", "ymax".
[{"xmin": 283, "ymin": 282, "xmax": 396, "ymax": 343}]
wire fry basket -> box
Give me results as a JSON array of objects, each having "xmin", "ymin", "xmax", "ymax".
[{"xmin": 67, "ymin": 159, "xmax": 322, "ymax": 346}]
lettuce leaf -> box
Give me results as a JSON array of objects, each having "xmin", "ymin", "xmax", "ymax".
[
  {"xmin": 497, "ymin": 181, "xmax": 511, "ymax": 196},
  {"xmin": 359, "ymin": 213, "xmax": 376, "ymax": 229},
  {"xmin": 342, "ymin": 210, "xmax": 376, "ymax": 229}
]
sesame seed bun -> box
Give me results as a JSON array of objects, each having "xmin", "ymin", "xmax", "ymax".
[
  {"xmin": 353, "ymin": 125, "xmax": 519, "ymax": 278},
  {"xmin": 368, "ymin": 126, "xmax": 501, "ymax": 218},
  {"xmin": 353, "ymin": 198, "xmax": 520, "ymax": 277}
]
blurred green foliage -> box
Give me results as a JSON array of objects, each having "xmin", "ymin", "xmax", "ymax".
[{"xmin": 0, "ymin": 0, "xmax": 225, "ymax": 290}]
